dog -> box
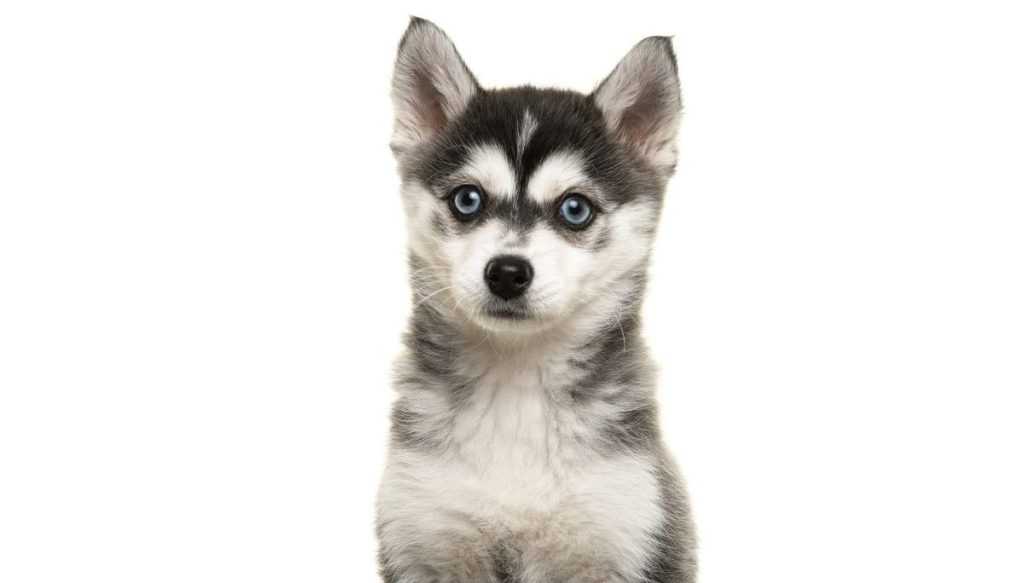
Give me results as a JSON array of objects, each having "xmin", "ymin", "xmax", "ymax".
[{"xmin": 376, "ymin": 17, "xmax": 697, "ymax": 583}]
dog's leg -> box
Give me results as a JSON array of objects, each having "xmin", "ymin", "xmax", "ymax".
[
  {"xmin": 515, "ymin": 520, "xmax": 639, "ymax": 583},
  {"xmin": 517, "ymin": 546, "xmax": 632, "ymax": 583},
  {"xmin": 378, "ymin": 522, "xmax": 501, "ymax": 583}
]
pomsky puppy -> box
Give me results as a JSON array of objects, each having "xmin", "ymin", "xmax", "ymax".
[{"xmin": 376, "ymin": 17, "xmax": 697, "ymax": 583}]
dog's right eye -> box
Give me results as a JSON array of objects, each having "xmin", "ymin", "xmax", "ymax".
[{"xmin": 449, "ymin": 185, "xmax": 485, "ymax": 219}]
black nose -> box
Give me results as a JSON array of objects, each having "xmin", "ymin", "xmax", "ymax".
[{"xmin": 484, "ymin": 255, "xmax": 533, "ymax": 300}]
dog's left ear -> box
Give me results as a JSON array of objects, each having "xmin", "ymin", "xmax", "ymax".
[
  {"xmin": 591, "ymin": 37, "xmax": 682, "ymax": 176},
  {"xmin": 391, "ymin": 17, "xmax": 480, "ymax": 157}
]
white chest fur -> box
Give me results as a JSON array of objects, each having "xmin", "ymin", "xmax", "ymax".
[
  {"xmin": 450, "ymin": 365, "xmax": 574, "ymax": 491},
  {"xmin": 379, "ymin": 358, "xmax": 665, "ymax": 576}
]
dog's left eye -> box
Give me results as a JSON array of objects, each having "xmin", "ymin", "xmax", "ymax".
[
  {"xmin": 558, "ymin": 194, "xmax": 594, "ymax": 227},
  {"xmin": 449, "ymin": 185, "xmax": 485, "ymax": 219}
]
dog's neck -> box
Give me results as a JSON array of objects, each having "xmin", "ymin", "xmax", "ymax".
[
  {"xmin": 404, "ymin": 292, "xmax": 645, "ymax": 389},
  {"xmin": 396, "ymin": 293, "xmax": 659, "ymax": 466}
]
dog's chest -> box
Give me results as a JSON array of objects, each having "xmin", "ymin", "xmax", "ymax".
[
  {"xmin": 449, "ymin": 365, "xmax": 581, "ymax": 491},
  {"xmin": 380, "ymin": 355, "xmax": 665, "ymax": 571}
]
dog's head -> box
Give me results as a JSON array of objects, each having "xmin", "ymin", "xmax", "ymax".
[{"xmin": 391, "ymin": 18, "xmax": 681, "ymax": 336}]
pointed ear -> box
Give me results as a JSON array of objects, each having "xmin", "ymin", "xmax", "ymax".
[
  {"xmin": 391, "ymin": 17, "xmax": 480, "ymax": 156},
  {"xmin": 591, "ymin": 37, "xmax": 682, "ymax": 175}
]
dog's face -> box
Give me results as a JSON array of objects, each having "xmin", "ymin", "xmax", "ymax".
[{"xmin": 391, "ymin": 18, "xmax": 681, "ymax": 335}]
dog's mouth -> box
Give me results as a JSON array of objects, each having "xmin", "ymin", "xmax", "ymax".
[
  {"xmin": 473, "ymin": 294, "xmax": 543, "ymax": 326},
  {"xmin": 482, "ymin": 303, "xmax": 532, "ymax": 320},
  {"xmin": 467, "ymin": 295, "xmax": 576, "ymax": 334},
  {"xmin": 453, "ymin": 286, "xmax": 564, "ymax": 333}
]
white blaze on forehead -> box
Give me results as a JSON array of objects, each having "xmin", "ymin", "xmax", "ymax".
[
  {"xmin": 516, "ymin": 109, "xmax": 539, "ymax": 161},
  {"xmin": 526, "ymin": 151, "xmax": 591, "ymax": 205},
  {"xmin": 460, "ymin": 143, "xmax": 516, "ymax": 201}
]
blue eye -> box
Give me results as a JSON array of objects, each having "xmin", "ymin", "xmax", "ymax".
[
  {"xmin": 450, "ymin": 185, "xmax": 484, "ymax": 218},
  {"xmin": 559, "ymin": 194, "xmax": 594, "ymax": 227}
]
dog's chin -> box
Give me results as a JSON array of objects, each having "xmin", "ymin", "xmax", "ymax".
[{"xmin": 465, "ymin": 300, "xmax": 559, "ymax": 334}]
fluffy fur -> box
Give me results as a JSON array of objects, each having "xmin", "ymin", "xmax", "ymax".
[{"xmin": 377, "ymin": 17, "xmax": 697, "ymax": 582}]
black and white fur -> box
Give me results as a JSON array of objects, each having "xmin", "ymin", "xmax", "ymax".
[{"xmin": 377, "ymin": 17, "xmax": 697, "ymax": 583}]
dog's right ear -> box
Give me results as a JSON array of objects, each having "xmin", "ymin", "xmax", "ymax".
[{"xmin": 391, "ymin": 17, "xmax": 480, "ymax": 157}]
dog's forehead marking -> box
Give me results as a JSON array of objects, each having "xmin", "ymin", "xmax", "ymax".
[
  {"xmin": 516, "ymin": 109, "xmax": 539, "ymax": 163},
  {"xmin": 526, "ymin": 151, "xmax": 590, "ymax": 205},
  {"xmin": 461, "ymin": 143, "xmax": 516, "ymax": 201}
]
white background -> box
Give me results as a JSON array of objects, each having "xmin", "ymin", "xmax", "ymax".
[{"xmin": 1, "ymin": 1, "xmax": 1022, "ymax": 581}]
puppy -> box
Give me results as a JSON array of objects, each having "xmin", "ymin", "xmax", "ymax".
[{"xmin": 376, "ymin": 17, "xmax": 697, "ymax": 583}]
